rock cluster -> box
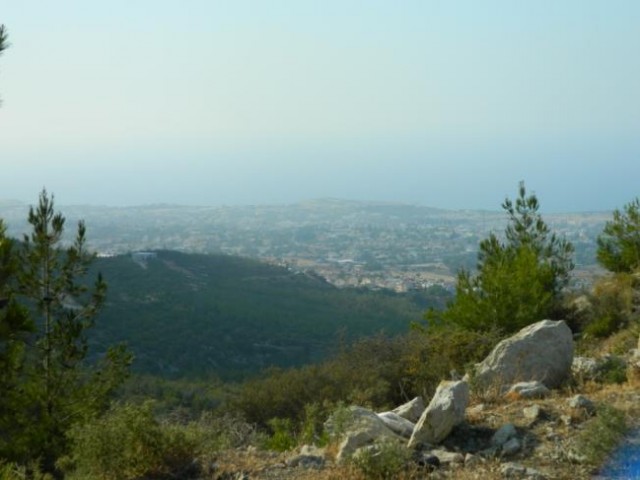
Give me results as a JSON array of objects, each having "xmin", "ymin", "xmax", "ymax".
[
  {"xmin": 314, "ymin": 320, "xmax": 576, "ymax": 477},
  {"xmin": 216, "ymin": 319, "xmax": 588, "ymax": 480}
]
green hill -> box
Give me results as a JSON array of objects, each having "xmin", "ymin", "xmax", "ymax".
[{"xmin": 89, "ymin": 250, "xmax": 448, "ymax": 379}]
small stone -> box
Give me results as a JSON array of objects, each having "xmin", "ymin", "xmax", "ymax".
[
  {"xmin": 467, "ymin": 403, "xmax": 486, "ymax": 416},
  {"xmin": 572, "ymin": 356, "xmax": 600, "ymax": 380},
  {"xmin": 565, "ymin": 449, "xmax": 588, "ymax": 464},
  {"xmin": 545, "ymin": 430, "xmax": 560, "ymax": 441},
  {"xmin": 523, "ymin": 404, "xmax": 542, "ymax": 421},
  {"xmin": 560, "ymin": 414, "xmax": 572, "ymax": 426},
  {"xmin": 501, "ymin": 462, "xmax": 527, "ymax": 478},
  {"xmin": 501, "ymin": 437, "xmax": 521, "ymax": 456},
  {"xmin": 464, "ymin": 453, "xmax": 482, "ymax": 467},
  {"xmin": 524, "ymin": 467, "xmax": 548, "ymax": 480},
  {"xmin": 568, "ymin": 395, "xmax": 595, "ymax": 414},
  {"xmin": 492, "ymin": 423, "xmax": 517, "ymax": 446},
  {"xmin": 285, "ymin": 454, "xmax": 325, "ymax": 469},
  {"xmin": 479, "ymin": 446, "xmax": 500, "ymax": 459},
  {"xmin": 429, "ymin": 448, "xmax": 465, "ymax": 465},
  {"xmin": 506, "ymin": 381, "xmax": 550, "ymax": 399},
  {"xmin": 415, "ymin": 453, "xmax": 440, "ymax": 470}
]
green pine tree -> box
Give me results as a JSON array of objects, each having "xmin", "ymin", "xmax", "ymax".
[
  {"xmin": 0, "ymin": 220, "xmax": 33, "ymax": 459},
  {"xmin": 597, "ymin": 197, "xmax": 640, "ymax": 273},
  {"xmin": 436, "ymin": 182, "xmax": 574, "ymax": 333},
  {"xmin": 0, "ymin": 24, "xmax": 8, "ymax": 105},
  {"xmin": 3, "ymin": 190, "xmax": 132, "ymax": 473},
  {"xmin": 0, "ymin": 25, "xmax": 7, "ymax": 54}
]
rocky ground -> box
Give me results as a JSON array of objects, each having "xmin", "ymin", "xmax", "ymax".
[
  {"xmin": 206, "ymin": 320, "xmax": 640, "ymax": 480},
  {"xmin": 208, "ymin": 384, "xmax": 640, "ymax": 480}
]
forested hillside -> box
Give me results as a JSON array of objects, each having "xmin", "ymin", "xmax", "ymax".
[{"xmin": 89, "ymin": 250, "xmax": 449, "ymax": 378}]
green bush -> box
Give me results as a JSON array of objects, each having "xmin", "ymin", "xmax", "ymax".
[
  {"xmin": 351, "ymin": 441, "xmax": 412, "ymax": 480},
  {"xmin": 599, "ymin": 356, "xmax": 628, "ymax": 385},
  {"xmin": 230, "ymin": 334, "xmax": 410, "ymax": 429},
  {"xmin": 59, "ymin": 402, "xmax": 200, "ymax": 480},
  {"xmin": 229, "ymin": 326, "xmax": 501, "ymax": 441},
  {"xmin": 0, "ymin": 461, "xmax": 52, "ymax": 480},
  {"xmin": 574, "ymin": 404, "xmax": 627, "ymax": 466},
  {"xmin": 583, "ymin": 274, "xmax": 636, "ymax": 338},
  {"xmin": 265, "ymin": 418, "xmax": 297, "ymax": 452}
]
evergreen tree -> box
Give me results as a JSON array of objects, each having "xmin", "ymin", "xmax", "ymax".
[
  {"xmin": 3, "ymin": 190, "xmax": 132, "ymax": 472},
  {"xmin": 597, "ymin": 197, "xmax": 640, "ymax": 273},
  {"xmin": 0, "ymin": 24, "xmax": 9, "ymax": 105},
  {"xmin": 0, "ymin": 221, "xmax": 32, "ymax": 458},
  {"xmin": 438, "ymin": 182, "xmax": 574, "ymax": 333},
  {"xmin": 0, "ymin": 25, "xmax": 7, "ymax": 55}
]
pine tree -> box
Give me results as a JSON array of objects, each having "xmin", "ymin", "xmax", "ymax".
[
  {"xmin": 0, "ymin": 220, "xmax": 33, "ymax": 458},
  {"xmin": 0, "ymin": 25, "xmax": 7, "ymax": 54},
  {"xmin": 597, "ymin": 198, "xmax": 640, "ymax": 273},
  {"xmin": 0, "ymin": 24, "xmax": 9, "ymax": 105},
  {"xmin": 5, "ymin": 190, "xmax": 132, "ymax": 471},
  {"xmin": 438, "ymin": 182, "xmax": 574, "ymax": 333}
]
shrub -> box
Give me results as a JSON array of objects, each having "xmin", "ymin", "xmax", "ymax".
[
  {"xmin": 351, "ymin": 441, "xmax": 412, "ymax": 480},
  {"xmin": 405, "ymin": 323, "xmax": 502, "ymax": 399},
  {"xmin": 583, "ymin": 274, "xmax": 637, "ymax": 338},
  {"xmin": 598, "ymin": 356, "xmax": 628, "ymax": 385},
  {"xmin": 0, "ymin": 461, "xmax": 52, "ymax": 480},
  {"xmin": 264, "ymin": 417, "xmax": 297, "ymax": 452},
  {"xmin": 573, "ymin": 404, "xmax": 627, "ymax": 466},
  {"xmin": 230, "ymin": 334, "xmax": 409, "ymax": 429},
  {"xmin": 59, "ymin": 402, "xmax": 200, "ymax": 480}
]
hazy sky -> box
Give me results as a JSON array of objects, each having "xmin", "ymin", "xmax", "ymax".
[{"xmin": 1, "ymin": 1, "xmax": 639, "ymax": 211}]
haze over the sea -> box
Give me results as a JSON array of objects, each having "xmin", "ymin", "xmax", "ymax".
[{"xmin": 1, "ymin": 1, "xmax": 638, "ymax": 212}]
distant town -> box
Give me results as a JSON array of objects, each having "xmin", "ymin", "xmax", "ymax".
[{"xmin": 0, "ymin": 199, "xmax": 610, "ymax": 292}]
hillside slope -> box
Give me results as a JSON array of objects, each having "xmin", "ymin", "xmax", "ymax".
[{"xmin": 89, "ymin": 251, "xmax": 446, "ymax": 378}]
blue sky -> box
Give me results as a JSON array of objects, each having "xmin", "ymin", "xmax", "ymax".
[{"xmin": 0, "ymin": 1, "xmax": 639, "ymax": 211}]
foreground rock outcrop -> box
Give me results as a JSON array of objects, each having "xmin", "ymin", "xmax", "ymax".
[
  {"xmin": 472, "ymin": 319, "xmax": 573, "ymax": 391},
  {"xmin": 408, "ymin": 380, "xmax": 469, "ymax": 447}
]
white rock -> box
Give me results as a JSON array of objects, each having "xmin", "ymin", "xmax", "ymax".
[
  {"xmin": 376, "ymin": 411, "xmax": 415, "ymax": 438},
  {"xmin": 473, "ymin": 320, "xmax": 574, "ymax": 391},
  {"xmin": 464, "ymin": 453, "xmax": 482, "ymax": 467},
  {"xmin": 391, "ymin": 396, "xmax": 425, "ymax": 423},
  {"xmin": 572, "ymin": 356, "xmax": 600, "ymax": 380},
  {"xmin": 408, "ymin": 380, "xmax": 469, "ymax": 447},
  {"xmin": 429, "ymin": 449, "xmax": 465, "ymax": 465},
  {"xmin": 506, "ymin": 381, "xmax": 550, "ymax": 399},
  {"xmin": 501, "ymin": 462, "xmax": 547, "ymax": 479},
  {"xmin": 325, "ymin": 406, "xmax": 403, "ymax": 463},
  {"xmin": 501, "ymin": 462, "xmax": 527, "ymax": 477},
  {"xmin": 523, "ymin": 404, "xmax": 542, "ymax": 421}
]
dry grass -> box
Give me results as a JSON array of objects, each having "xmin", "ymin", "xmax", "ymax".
[
  {"xmin": 208, "ymin": 381, "xmax": 640, "ymax": 480},
  {"xmin": 210, "ymin": 324, "xmax": 640, "ymax": 480}
]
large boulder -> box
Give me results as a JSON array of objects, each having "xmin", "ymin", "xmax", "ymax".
[
  {"xmin": 472, "ymin": 320, "xmax": 573, "ymax": 391},
  {"xmin": 408, "ymin": 380, "xmax": 469, "ymax": 447},
  {"xmin": 390, "ymin": 396, "xmax": 425, "ymax": 423}
]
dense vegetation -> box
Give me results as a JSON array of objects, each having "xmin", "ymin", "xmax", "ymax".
[{"xmin": 89, "ymin": 251, "xmax": 448, "ymax": 378}]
